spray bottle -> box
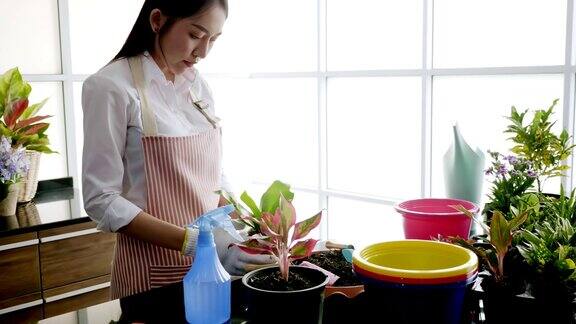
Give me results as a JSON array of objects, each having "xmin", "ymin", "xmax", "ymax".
[{"xmin": 183, "ymin": 204, "xmax": 243, "ymax": 324}]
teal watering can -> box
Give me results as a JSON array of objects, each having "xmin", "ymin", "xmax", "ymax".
[{"xmin": 443, "ymin": 124, "xmax": 485, "ymax": 206}]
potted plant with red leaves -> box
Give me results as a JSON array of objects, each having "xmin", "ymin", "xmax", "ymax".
[
  {"xmin": 235, "ymin": 194, "xmax": 328, "ymax": 323},
  {"xmin": 0, "ymin": 68, "xmax": 56, "ymax": 202}
]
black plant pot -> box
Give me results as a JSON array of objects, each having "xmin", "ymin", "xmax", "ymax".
[
  {"xmin": 241, "ymin": 265, "xmax": 329, "ymax": 324},
  {"xmin": 474, "ymin": 277, "xmax": 576, "ymax": 324}
]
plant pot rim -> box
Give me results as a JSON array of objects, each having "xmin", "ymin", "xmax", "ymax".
[
  {"xmin": 394, "ymin": 198, "xmax": 479, "ymax": 216},
  {"xmin": 242, "ymin": 265, "xmax": 330, "ymax": 294}
]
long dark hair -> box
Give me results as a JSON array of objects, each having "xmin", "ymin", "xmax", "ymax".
[{"xmin": 113, "ymin": 0, "xmax": 228, "ymax": 61}]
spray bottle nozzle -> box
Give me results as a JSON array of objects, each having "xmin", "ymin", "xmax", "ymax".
[{"xmin": 192, "ymin": 204, "xmax": 243, "ymax": 242}]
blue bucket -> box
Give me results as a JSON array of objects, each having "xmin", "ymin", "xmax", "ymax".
[{"xmin": 357, "ymin": 272, "xmax": 477, "ymax": 324}]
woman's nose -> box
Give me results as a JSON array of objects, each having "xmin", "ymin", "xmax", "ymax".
[{"xmin": 196, "ymin": 39, "xmax": 210, "ymax": 58}]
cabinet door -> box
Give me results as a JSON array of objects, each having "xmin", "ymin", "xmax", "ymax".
[
  {"xmin": 0, "ymin": 233, "xmax": 41, "ymax": 300},
  {"xmin": 40, "ymin": 223, "xmax": 116, "ymax": 289},
  {"xmin": 43, "ymin": 275, "xmax": 111, "ymax": 318}
]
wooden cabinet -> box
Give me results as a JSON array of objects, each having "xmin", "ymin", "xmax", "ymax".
[
  {"xmin": 39, "ymin": 223, "xmax": 116, "ymax": 289},
  {"xmin": 0, "ymin": 221, "xmax": 116, "ymax": 320},
  {"xmin": 0, "ymin": 232, "xmax": 42, "ymax": 320},
  {"xmin": 0, "ymin": 233, "xmax": 41, "ymax": 299}
]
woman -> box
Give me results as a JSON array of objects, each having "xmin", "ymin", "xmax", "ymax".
[{"xmin": 81, "ymin": 0, "xmax": 273, "ymax": 314}]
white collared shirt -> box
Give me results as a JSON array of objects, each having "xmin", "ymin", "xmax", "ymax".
[{"xmin": 82, "ymin": 52, "xmax": 231, "ymax": 233}]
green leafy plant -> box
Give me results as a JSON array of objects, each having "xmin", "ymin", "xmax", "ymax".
[
  {"xmin": 541, "ymin": 186, "xmax": 576, "ymax": 225},
  {"xmin": 218, "ymin": 180, "xmax": 295, "ymax": 235},
  {"xmin": 234, "ymin": 193, "xmax": 322, "ymax": 281},
  {"xmin": 0, "ymin": 68, "xmax": 55, "ymax": 153},
  {"xmin": 518, "ymin": 217, "xmax": 576, "ymax": 284},
  {"xmin": 504, "ymin": 99, "xmax": 575, "ymax": 192},
  {"xmin": 450, "ymin": 205, "xmax": 529, "ymax": 283},
  {"xmin": 483, "ymin": 151, "xmax": 536, "ymax": 221}
]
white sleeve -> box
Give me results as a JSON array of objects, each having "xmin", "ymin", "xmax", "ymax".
[{"xmin": 82, "ymin": 75, "xmax": 142, "ymax": 233}]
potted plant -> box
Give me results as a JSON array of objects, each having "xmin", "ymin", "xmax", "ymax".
[
  {"xmin": 449, "ymin": 205, "xmax": 533, "ymax": 322},
  {"xmin": 0, "ymin": 136, "xmax": 29, "ymax": 216},
  {"xmin": 516, "ymin": 187, "xmax": 576, "ymax": 323},
  {"xmin": 221, "ymin": 181, "xmax": 364, "ymax": 292},
  {"xmin": 0, "ymin": 67, "xmax": 56, "ymax": 202},
  {"xmin": 232, "ymin": 189, "xmax": 328, "ymax": 323}
]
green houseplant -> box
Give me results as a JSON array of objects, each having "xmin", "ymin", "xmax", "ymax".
[
  {"xmin": 220, "ymin": 180, "xmax": 329, "ymax": 323},
  {"xmin": 517, "ymin": 188, "xmax": 576, "ymax": 319},
  {"xmin": 504, "ymin": 99, "xmax": 575, "ymax": 193},
  {"xmin": 449, "ymin": 205, "xmax": 536, "ymax": 322},
  {"xmin": 0, "ymin": 68, "xmax": 56, "ymax": 202}
]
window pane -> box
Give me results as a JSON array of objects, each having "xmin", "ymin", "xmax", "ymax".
[
  {"xmin": 69, "ymin": 0, "xmax": 144, "ymax": 74},
  {"xmin": 0, "ymin": 0, "xmax": 61, "ymax": 74},
  {"xmin": 328, "ymin": 197, "xmax": 404, "ymax": 249},
  {"xmin": 199, "ymin": 0, "xmax": 317, "ymax": 73},
  {"xmin": 327, "ymin": 77, "xmax": 421, "ymax": 199},
  {"xmin": 327, "ymin": 0, "xmax": 422, "ymax": 70},
  {"xmin": 431, "ymin": 75, "xmax": 564, "ymax": 199},
  {"xmin": 434, "ymin": 0, "xmax": 566, "ymax": 68},
  {"xmin": 206, "ymin": 77, "xmax": 318, "ymax": 188},
  {"xmin": 29, "ymin": 82, "xmax": 68, "ymax": 180}
]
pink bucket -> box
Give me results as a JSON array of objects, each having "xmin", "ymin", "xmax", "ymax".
[{"xmin": 394, "ymin": 198, "xmax": 479, "ymax": 240}]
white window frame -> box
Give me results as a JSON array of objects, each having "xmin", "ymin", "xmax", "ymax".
[{"xmin": 21, "ymin": 0, "xmax": 576, "ymax": 238}]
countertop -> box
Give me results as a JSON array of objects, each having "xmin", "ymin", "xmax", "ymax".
[
  {"xmin": 0, "ymin": 177, "xmax": 90, "ymax": 238},
  {"xmin": 39, "ymin": 280, "xmax": 250, "ymax": 324}
]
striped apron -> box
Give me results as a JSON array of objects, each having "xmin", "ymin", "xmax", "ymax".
[{"xmin": 110, "ymin": 56, "xmax": 222, "ymax": 299}]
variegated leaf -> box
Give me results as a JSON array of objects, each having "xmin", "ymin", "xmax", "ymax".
[
  {"xmin": 14, "ymin": 115, "xmax": 51, "ymax": 131},
  {"xmin": 292, "ymin": 210, "xmax": 322, "ymax": 241},
  {"xmin": 235, "ymin": 239, "xmax": 274, "ymax": 255},
  {"xmin": 5, "ymin": 98, "xmax": 28, "ymax": 128},
  {"xmin": 262, "ymin": 210, "xmax": 283, "ymax": 236},
  {"xmin": 21, "ymin": 123, "xmax": 49, "ymax": 136},
  {"xmin": 279, "ymin": 194, "xmax": 296, "ymax": 237},
  {"xmin": 258, "ymin": 215, "xmax": 281, "ymax": 238},
  {"xmin": 289, "ymin": 239, "xmax": 318, "ymax": 261}
]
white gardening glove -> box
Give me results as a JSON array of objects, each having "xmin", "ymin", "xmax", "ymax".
[
  {"xmin": 213, "ymin": 227, "xmax": 276, "ymax": 276},
  {"xmin": 181, "ymin": 224, "xmax": 276, "ymax": 275}
]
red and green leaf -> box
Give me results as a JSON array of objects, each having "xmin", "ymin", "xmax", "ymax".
[
  {"xmin": 262, "ymin": 210, "xmax": 283, "ymax": 237},
  {"xmin": 258, "ymin": 215, "xmax": 281, "ymax": 239},
  {"xmin": 235, "ymin": 239, "xmax": 274, "ymax": 255},
  {"xmin": 292, "ymin": 211, "xmax": 322, "ymax": 241},
  {"xmin": 14, "ymin": 115, "xmax": 51, "ymax": 132},
  {"xmin": 288, "ymin": 239, "xmax": 318, "ymax": 261},
  {"xmin": 4, "ymin": 98, "xmax": 28, "ymax": 128},
  {"xmin": 279, "ymin": 194, "xmax": 296, "ymax": 237},
  {"xmin": 20, "ymin": 98, "xmax": 48, "ymax": 120},
  {"xmin": 21, "ymin": 123, "xmax": 49, "ymax": 136}
]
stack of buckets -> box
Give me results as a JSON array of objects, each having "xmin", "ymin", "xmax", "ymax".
[{"xmin": 351, "ymin": 198, "xmax": 480, "ymax": 324}]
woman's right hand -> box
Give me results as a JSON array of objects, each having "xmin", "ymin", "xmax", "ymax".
[{"xmin": 213, "ymin": 227, "xmax": 276, "ymax": 275}]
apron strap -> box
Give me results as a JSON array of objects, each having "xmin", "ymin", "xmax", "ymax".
[{"xmin": 128, "ymin": 56, "xmax": 158, "ymax": 136}]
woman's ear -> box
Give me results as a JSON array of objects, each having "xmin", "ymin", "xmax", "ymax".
[{"xmin": 149, "ymin": 8, "xmax": 166, "ymax": 33}]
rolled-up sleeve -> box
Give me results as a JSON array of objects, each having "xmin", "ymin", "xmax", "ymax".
[{"xmin": 82, "ymin": 75, "xmax": 142, "ymax": 232}]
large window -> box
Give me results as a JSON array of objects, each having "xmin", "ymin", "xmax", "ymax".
[{"xmin": 2, "ymin": 0, "xmax": 575, "ymax": 247}]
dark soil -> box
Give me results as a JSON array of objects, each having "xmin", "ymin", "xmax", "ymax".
[
  {"xmin": 248, "ymin": 268, "xmax": 322, "ymax": 291},
  {"xmin": 299, "ymin": 250, "xmax": 363, "ymax": 287}
]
